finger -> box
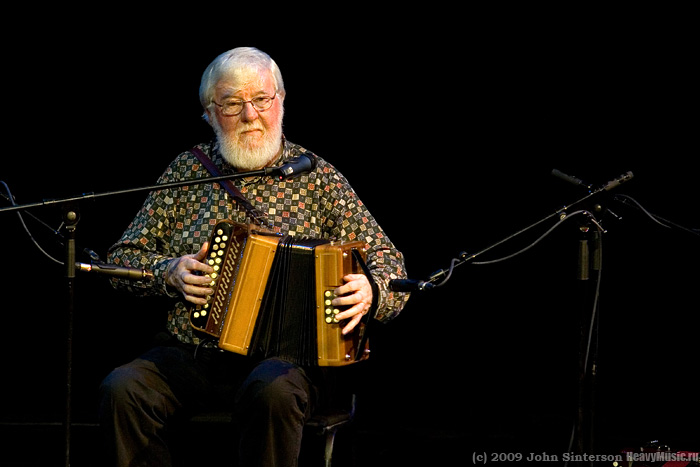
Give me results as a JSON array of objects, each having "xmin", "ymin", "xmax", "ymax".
[
  {"xmin": 183, "ymin": 272, "xmax": 215, "ymax": 287},
  {"xmin": 341, "ymin": 311, "xmax": 364, "ymax": 335},
  {"xmin": 334, "ymin": 274, "xmax": 365, "ymax": 296},
  {"xmin": 181, "ymin": 282, "xmax": 213, "ymax": 297},
  {"xmin": 180, "ymin": 277, "xmax": 214, "ymax": 305},
  {"xmin": 335, "ymin": 302, "xmax": 365, "ymax": 322},
  {"xmin": 332, "ymin": 288, "xmax": 371, "ymax": 308},
  {"xmin": 184, "ymin": 293, "xmax": 210, "ymax": 306},
  {"xmin": 331, "ymin": 293, "xmax": 353, "ymax": 307},
  {"xmin": 193, "ymin": 242, "xmax": 210, "ymax": 262},
  {"xmin": 343, "ymin": 273, "xmax": 366, "ymax": 282},
  {"xmin": 183, "ymin": 256, "xmax": 215, "ymax": 275}
]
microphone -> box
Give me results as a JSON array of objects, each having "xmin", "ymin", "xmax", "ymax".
[
  {"xmin": 603, "ymin": 171, "xmax": 634, "ymax": 191},
  {"xmin": 389, "ymin": 279, "xmax": 435, "ymax": 292},
  {"xmin": 551, "ymin": 169, "xmax": 592, "ymax": 189},
  {"xmin": 270, "ymin": 153, "xmax": 317, "ymax": 180},
  {"xmin": 552, "ymin": 169, "xmax": 634, "ymax": 192},
  {"xmin": 77, "ymin": 262, "xmax": 154, "ymax": 280}
]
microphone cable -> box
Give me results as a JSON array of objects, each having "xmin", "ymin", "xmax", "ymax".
[{"xmin": 1, "ymin": 180, "xmax": 64, "ymax": 265}]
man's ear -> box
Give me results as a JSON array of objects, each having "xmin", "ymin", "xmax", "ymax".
[{"xmin": 203, "ymin": 109, "xmax": 213, "ymax": 126}]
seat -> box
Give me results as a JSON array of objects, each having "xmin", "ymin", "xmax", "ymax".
[
  {"xmin": 185, "ymin": 394, "xmax": 357, "ymax": 467},
  {"xmin": 304, "ymin": 394, "xmax": 357, "ymax": 467}
]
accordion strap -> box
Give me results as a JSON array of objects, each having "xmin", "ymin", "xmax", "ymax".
[{"xmin": 190, "ymin": 146, "xmax": 269, "ymax": 226}]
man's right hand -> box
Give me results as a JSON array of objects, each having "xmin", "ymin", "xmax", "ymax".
[{"xmin": 164, "ymin": 242, "xmax": 215, "ymax": 305}]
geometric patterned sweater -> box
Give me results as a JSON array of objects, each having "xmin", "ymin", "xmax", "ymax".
[{"xmin": 107, "ymin": 138, "xmax": 410, "ymax": 345}]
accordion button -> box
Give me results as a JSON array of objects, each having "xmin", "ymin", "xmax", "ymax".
[
  {"xmin": 325, "ymin": 317, "xmax": 333, "ymax": 324},
  {"xmin": 222, "ymin": 235, "xmax": 228, "ymax": 241},
  {"xmin": 325, "ymin": 308, "xmax": 332, "ymax": 315},
  {"xmin": 324, "ymin": 290, "xmax": 333, "ymax": 297}
]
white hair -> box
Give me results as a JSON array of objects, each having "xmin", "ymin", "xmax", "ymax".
[{"xmin": 199, "ymin": 47, "xmax": 285, "ymax": 122}]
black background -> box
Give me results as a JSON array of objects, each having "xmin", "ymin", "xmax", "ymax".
[{"xmin": 1, "ymin": 8, "xmax": 698, "ymax": 465}]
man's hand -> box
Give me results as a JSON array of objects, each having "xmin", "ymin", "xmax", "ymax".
[
  {"xmin": 332, "ymin": 273, "xmax": 373, "ymax": 335},
  {"xmin": 165, "ymin": 243, "xmax": 215, "ymax": 305}
]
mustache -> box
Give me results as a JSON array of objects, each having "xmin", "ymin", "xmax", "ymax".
[{"xmin": 236, "ymin": 123, "xmax": 264, "ymax": 134}]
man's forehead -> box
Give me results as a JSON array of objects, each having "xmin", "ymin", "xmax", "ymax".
[{"xmin": 215, "ymin": 68, "xmax": 274, "ymax": 97}]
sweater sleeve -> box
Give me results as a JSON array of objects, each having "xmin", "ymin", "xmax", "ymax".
[
  {"xmin": 315, "ymin": 160, "xmax": 410, "ymax": 322},
  {"xmin": 106, "ymin": 154, "xmax": 189, "ymax": 297}
]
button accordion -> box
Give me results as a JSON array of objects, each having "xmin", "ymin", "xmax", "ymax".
[{"xmin": 189, "ymin": 220, "xmax": 374, "ymax": 366}]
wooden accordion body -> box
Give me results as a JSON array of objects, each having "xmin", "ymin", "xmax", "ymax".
[{"xmin": 189, "ymin": 220, "xmax": 371, "ymax": 366}]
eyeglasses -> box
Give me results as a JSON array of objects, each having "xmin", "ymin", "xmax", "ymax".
[{"xmin": 211, "ymin": 94, "xmax": 276, "ymax": 116}]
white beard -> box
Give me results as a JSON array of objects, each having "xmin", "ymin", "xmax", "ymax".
[{"xmin": 211, "ymin": 109, "xmax": 284, "ymax": 171}]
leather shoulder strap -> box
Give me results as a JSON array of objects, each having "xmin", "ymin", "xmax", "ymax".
[{"xmin": 190, "ymin": 146, "xmax": 268, "ymax": 226}]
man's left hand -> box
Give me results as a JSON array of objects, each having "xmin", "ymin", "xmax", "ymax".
[{"xmin": 332, "ymin": 274, "xmax": 373, "ymax": 335}]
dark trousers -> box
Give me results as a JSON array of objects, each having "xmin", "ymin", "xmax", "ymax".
[{"xmin": 98, "ymin": 339, "xmax": 318, "ymax": 467}]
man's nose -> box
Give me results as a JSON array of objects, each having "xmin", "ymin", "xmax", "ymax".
[{"xmin": 239, "ymin": 102, "xmax": 259, "ymax": 122}]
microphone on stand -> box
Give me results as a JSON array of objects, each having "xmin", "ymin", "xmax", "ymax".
[
  {"xmin": 603, "ymin": 171, "xmax": 634, "ymax": 191},
  {"xmin": 269, "ymin": 153, "xmax": 317, "ymax": 180},
  {"xmin": 551, "ymin": 169, "xmax": 634, "ymax": 192},
  {"xmin": 551, "ymin": 169, "xmax": 592, "ymax": 189},
  {"xmin": 389, "ymin": 279, "xmax": 435, "ymax": 292},
  {"xmin": 76, "ymin": 262, "xmax": 154, "ymax": 280}
]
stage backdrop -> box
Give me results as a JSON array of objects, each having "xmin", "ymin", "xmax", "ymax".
[{"xmin": 2, "ymin": 28, "xmax": 697, "ymax": 460}]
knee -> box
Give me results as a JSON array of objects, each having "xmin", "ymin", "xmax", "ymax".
[
  {"xmin": 236, "ymin": 359, "xmax": 313, "ymax": 421},
  {"xmin": 98, "ymin": 360, "xmax": 162, "ymax": 416},
  {"xmin": 259, "ymin": 375, "xmax": 308, "ymax": 418},
  {"xmin": 99, "ymin": 365, "xmax": 139, "ymax": 414}
]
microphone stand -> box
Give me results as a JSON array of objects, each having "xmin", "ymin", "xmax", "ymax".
[
  {"xmin": 0, "ymin": 168, "xmax": 284, "ymax": 214},
  {"xmin": 392, "ymin": 171, "xmax": 631, "ymax": 291},
  {"xmin": 574, "ymin": 222, "xmax": 602, "ymax": 463},
  {"xmin": 390, "ymin": 171, "xmax": 633, "ymax": 464},
  {"xmin": 0, "ymin": 163, "xmax": 300, "ymax": 467},
  {"xmin": 63, "ymin": 206, "xmax": 78, "ymax": 467}
]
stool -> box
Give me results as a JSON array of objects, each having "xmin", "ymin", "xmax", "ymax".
[
  {"xmin": 304, "ymin": 394, "xmax": 356, "ymax": 467},
  {"xmin": 186, "ymin": 394, "xmax": 356, "ymax": 467}
]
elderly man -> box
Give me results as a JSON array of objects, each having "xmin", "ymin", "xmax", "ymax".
[{"xmin": 98, "ymin": 47, "xmax": 409, "ymax": 466}]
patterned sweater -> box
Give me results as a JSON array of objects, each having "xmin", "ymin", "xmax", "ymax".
[{"xmin": 107, "ymin": 139, "xmax": 409, "ymax": 345}]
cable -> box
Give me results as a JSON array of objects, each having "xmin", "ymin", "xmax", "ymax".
[
  {"xmin": 472, "ymin": 210, "xmax": 599, "ymax": 265},
  {"xmin": 613, "ymin": 194, "xmax": 672, "ymax": 229},
  {"xmin": 614, "ymin": 193, "xmax": 699, "ymax": 237},
  {"xmin": 1, "ymin": 181, "xmax": 64, "ymax": 266},
  {"xmin": 564, "ymin": 222, "xmax": 604, "ymax": 464},
  {"xmin": 430, "ymin": 256, "xmax": 460, "ymax": 288},
  {"xmin": 422, "ymin": 210, "xmax": 603, "ymax": 290}
]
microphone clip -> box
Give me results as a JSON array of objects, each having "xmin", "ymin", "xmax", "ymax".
[{"xmin": 266, "ymin": 152, "xmax": 317, "ymax": 180}]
